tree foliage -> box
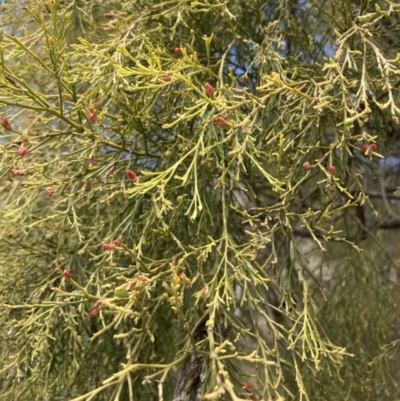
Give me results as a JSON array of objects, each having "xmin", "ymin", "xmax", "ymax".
[{"xmin": 1, "ymin": 0, "xmax": 400, "ymax": 400}]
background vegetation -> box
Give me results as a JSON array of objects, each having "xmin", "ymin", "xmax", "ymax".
[{"xmin": 1, "ymin": 0, "xmax": 400, "ymax": 400}]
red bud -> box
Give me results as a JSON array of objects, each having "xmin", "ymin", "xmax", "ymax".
[
  {"xmin": 174, "ymin": 47, "xmax": 183, "ymax": 55},
  {"xmin": 89, "ymin": 157, "xmax": 98, "ymax": 165},
  {"xmin": 89, "ymin": 112, "xmax": 96, "ymax": 123},
  {"xmin": 89, "ymin": 308, "xmax": 99, "ymax": 318},
  {"xmin": 360, "ymin": 144, "xmax": 368, "ymax": 154},
  {"xmin": 27, "ymin": 114, "xmax": 36, "ymax": 119},
  {"xmin": 204, "ymin": 83, "xmax": 215, "ymax": 97},
  {"xmin": 213, "ymin": 116, "xmax": 229, "ymax": 128},
  {"xmin": 245, "ymin": 382, "xmax": 253, "ymax": 390},
  {"xmin": 104, "ymin": 13, "xmax": 113, "ymax": 18},
  {"xmin": 112, "ymin": 239, "xmax": 122, "ymax": 247},
  {"xmin": 369, "ymin": 143, "xmax": 377, "ymax": 151},
  {"xmin": 1, "ymin": 117, "xmax": 11, "ymax": 130},
  {"xmin": 103, "ymin": 243, "xmax": 115, "ymax": 251},
  {"xmin": 328, "ymin": 165, "xmax": 336, "ymax": 175},
  {"xmin": 160, "ymin": 76, "xmax": 172, "ymax": 82},
  {"xmin": 64, "ymin": 271, "xmax": 71, "ymax": 279},
  {"xmin": 126, "ymin": 169, "xmax": 138, "ymax": 182},
  {"xmin": 138, "ymin": 275, "xmax": 147, "ymax": 282},
  {"xmin": 303, "ymin": 161, "xmax": 311, "ymax": 170},
  {"xmin": 18, "ymin": 147, "xmax": 27, "ymax": 157},
  {"xmin": 48, "ymin": 189, "xmax": 55, "ymax": 197}
]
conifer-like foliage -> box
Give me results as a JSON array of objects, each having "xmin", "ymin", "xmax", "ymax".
[{"xmin": 1, "ymin": 0, "xmax": 400, "ymax": 400}]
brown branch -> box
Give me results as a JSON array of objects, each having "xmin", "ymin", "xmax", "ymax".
[{"xmin": 377, "ymin": 219, "xmax": 400, "ymax": 229}]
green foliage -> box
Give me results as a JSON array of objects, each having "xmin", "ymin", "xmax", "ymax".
[{"xmin": 1, "ymin": 0, "xmax": 400, "ymax": 400}]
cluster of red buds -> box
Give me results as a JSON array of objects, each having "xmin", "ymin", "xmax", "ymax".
[
  {"xmin": 360, "ymin": 143, "xmax": 377, "ymax": 154},
  {"xmin": 302, "ymin": 162, "xmax": 336, "ymax": 175}
]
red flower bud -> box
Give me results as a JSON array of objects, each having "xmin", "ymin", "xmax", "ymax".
[
  {"xmin": 104, "ymin": 13, "xmax": 113, "ymax": 18},
  {"xmin": 64, "ymin": 271, "xmax": 71, "ymax": 279},
  {"xmin": 328, "ymin": 165, "xmax": 336, "ymax": 175},
  {"xmin": 369, "ymin": 143, "xmax": 377, "ymax": 151},
  {"xmin": 48, "ymin": 189, "xmax": 55, "ymax": 197},
  {"xmin": 213, "ymin": 116, "xmax": 229, "ymax": 128},
  {"xmin": 89, "ymin": 157, "xmax": 98, "ymax": 165},
  {"xmin": 204, "ymin": 82, "xmax": 215, "ymax": 97},
  {"xmin": 1, "ymin": 117, "xmax": 11, "ymax": 130},
  {"xmin": 303, "ymin": 161, "xmax": 311, "ymax": 170},
  {"xmin": 160, "ymin": 76, "xmax": 172, "ymax": 82},
  {"xmin": 245, "ymin": 382, "xmax": 253, "ymax": 390},
  {"xmin": 103, "ymin": 243, "xmax": 115, "ymax": 251},
  {"xmin": 89, "ymin": 308, "xmax": 99, "ymax": 318},
  {"xmin": 112, "ymin": 239, "xmax": 122, "ymax": 247},
  {"xmin": 27, "ymin": 114, "xmax": 36, "ymax": 119},
  {"xmin": 93, "ymin": 301, "xmax": 102, "ymax": 309},
  {"xmin": 18, "ymin": 147, "xmax": 27, "ymax": 157},
  {"xmin": 138, "ymin": 275, "xmax": 147, "ymax": 282},
  {"xmin": 174, "ymin": 47, "xmax": 183, "ymax": 56},
  {"xmin": 360, "ymin": 144, "xmax": 368, "ymax": 154},
  {"xmin": 89, "ymin": 112, "xmax": 96, "ymax": 123},
  {"xmin": 126, "ymin": 169, "xmax": 138, "ymax": 182},
  {"xmin": 22, "ymin": 137, "xmax": 29, "ymax": 144}
]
